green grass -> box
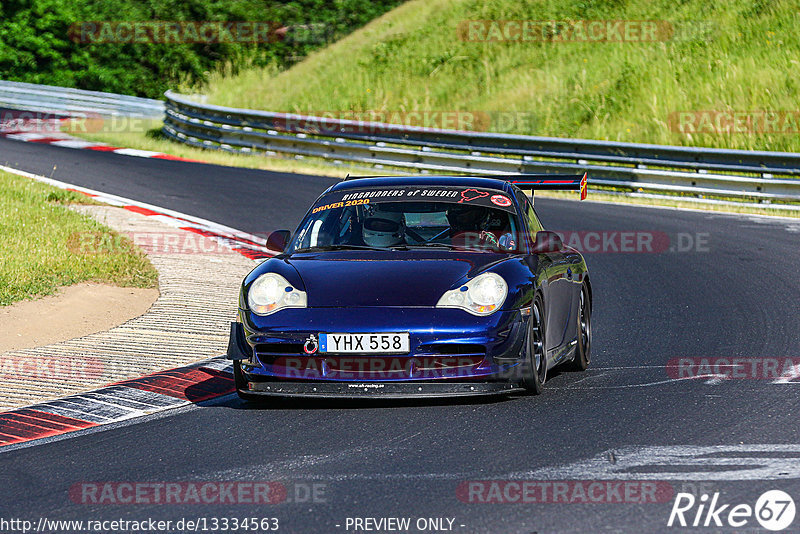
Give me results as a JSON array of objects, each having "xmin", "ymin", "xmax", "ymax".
[
  {"xmin": 0, "ymin": 170, "xmax": 158, "ymax": 306},
  {"xmin": 196, "ymin": 0, "xmax": 800, "ymax": 153}
]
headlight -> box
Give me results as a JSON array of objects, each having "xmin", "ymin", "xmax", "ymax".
[
  {"xmin": 436, "ymin": 272, "xmax": 507, "ymax": 316},
  {"xmin": 247, "ymin": 273, "xmax": 307, "ymax": 315}
]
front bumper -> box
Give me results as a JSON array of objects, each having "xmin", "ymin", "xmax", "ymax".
[{"xmin": 227, "ymin": 307, "xmax": 530, "ymax": 396}]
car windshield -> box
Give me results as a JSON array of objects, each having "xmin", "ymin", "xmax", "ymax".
[{"xmin": 287, "ymin": 186, "xmax": 524, "ymax": 254}]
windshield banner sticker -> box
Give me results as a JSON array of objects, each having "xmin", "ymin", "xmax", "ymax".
[{"xmin": 314, "ymin": 187, "xmax": 516, "ymax": 213}]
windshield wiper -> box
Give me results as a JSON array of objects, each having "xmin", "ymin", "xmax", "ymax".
[
  {"xmin": 406, "ymin": 242, "xmax": 459, "ymax": 249},
  {"xmin": 407, "ymin": 242, "xmax": 505, "ymax": 252},
  {"xmin": 295, "ymin": 244, "xmax": 394, "ymax": 252}
]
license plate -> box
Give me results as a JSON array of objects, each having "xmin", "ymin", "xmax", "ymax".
[{"xmin": 320, "ymin": 333, "xmax": 410, "ymax": 354}]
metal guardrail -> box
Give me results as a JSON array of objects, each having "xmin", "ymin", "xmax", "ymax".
[
  {"xmin": 0, "ymin": 80, "xmax": 164, "ymax": 118},
  {"xmin": 3, "ymin": 79, "xmax": 795, "ymax": 203},
  {"xmin": 159, "ymin": 90, "xmax": 795, "ymax": 202}
]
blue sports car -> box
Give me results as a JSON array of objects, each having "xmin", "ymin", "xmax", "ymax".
[{"xmin": 227, "ymin": 174, "xmax": 592, "ymax": 398}]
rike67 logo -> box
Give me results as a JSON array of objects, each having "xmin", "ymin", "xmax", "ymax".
[{"xmin": 668, "ymin": 490, "xmax": 796, "ymax": 531}]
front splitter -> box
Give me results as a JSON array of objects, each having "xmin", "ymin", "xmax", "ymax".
[{"xmin": 242, "ymin": 380, "xmax": 522, "ymax": 398}]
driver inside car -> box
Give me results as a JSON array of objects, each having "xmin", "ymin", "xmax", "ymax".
[
  {"xmin": 361, "ymin": 208, "xmax": 406, "ymax": 247},
  {"xmin": 445, "ymin": 204, "xmax": 500, "ymax": 249}
]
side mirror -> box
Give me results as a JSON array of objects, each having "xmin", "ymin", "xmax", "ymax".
[
  {"xmin": 532, "ymin": 231, "xmax": 563, "ymax": 254},
  {"xmin": 266, "ymin": 230, "xmax": 291, "ymax": 252}
]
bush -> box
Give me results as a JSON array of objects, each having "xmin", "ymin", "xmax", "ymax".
[{"xmin": 0, "ymin": 0, "xmax": 403, "ymax": 98}]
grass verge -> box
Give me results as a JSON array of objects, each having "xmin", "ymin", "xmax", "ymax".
[{"xmin": 0, "ymin": 170, "xmax": 158, "ymax": 306}]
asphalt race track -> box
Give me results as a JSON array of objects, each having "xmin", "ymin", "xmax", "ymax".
[
  {"xmin": 0, "ymin": 137, "xmax": 339, "ymax": 233},
  {"xmin": 1, "ymin": 137, "xmax": 800, "ymax": 533}
]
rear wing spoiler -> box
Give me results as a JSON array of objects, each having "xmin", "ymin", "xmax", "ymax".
[{"xmin": 509, "ymin": 172, "xmax": 588, "ymax": 201}]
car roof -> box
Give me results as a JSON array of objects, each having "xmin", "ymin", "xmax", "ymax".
[{"xmin": 327, "ymin": 175, "xmax": 513, "ymax": 194}]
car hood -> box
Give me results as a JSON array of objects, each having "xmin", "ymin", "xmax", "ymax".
[{"xmin": 285, "ymin": 251, "xmax": 509, "ymax": 307}]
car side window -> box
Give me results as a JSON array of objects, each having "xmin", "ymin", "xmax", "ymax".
[
  {"xmin": 526, "ymin": 203, "xmax": 543, "ymax": 235},
  {"xmin": 516, "ymin": 190, "xmax": 543, "ymax": 242}
]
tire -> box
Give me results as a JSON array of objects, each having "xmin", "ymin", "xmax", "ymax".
[
  {"xmin": 233, "ymin": 360, "xmax": 261, "ymax": 402},
  {"xmin": 565, "ymin": 283, "xmax": 591, "ymax": 371},
  {"xmin": 521, "ymin": 296, "xmax": 547, "ymax": 394}
]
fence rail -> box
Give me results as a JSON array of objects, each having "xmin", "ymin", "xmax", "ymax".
[
  {"xmin": 162, "ymin": 91, "xmax": 800, "ymax": 202},
  {"xmin": 0, "ymin": 80, "xmax": 164, "ymax": 118}
]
